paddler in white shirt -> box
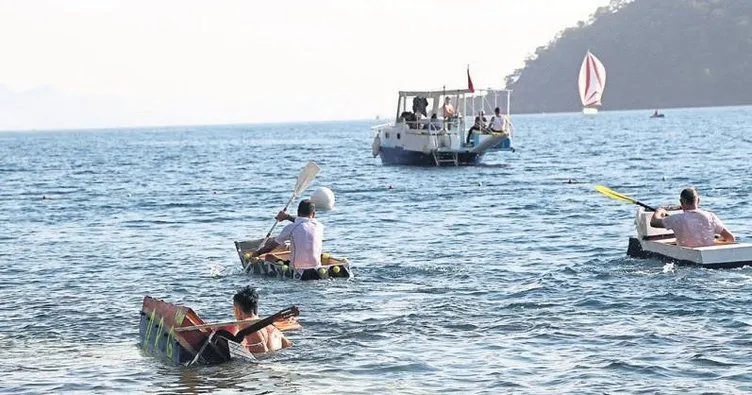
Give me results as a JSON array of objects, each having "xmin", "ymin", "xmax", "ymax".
[{"xmin": 251, "ymin": 199, "xmax": 323, "ymax": 270}]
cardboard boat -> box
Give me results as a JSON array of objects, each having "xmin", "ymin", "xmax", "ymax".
[
  {"xmin": 234, "ymin": 239, "xmax": 353, "ymax": 280},
  {"xmin": 138, "ymin": 296, "xmax": 300, "ymax": 365},
  {"xmin": 626, "ymin": 208, "xmax": 752, "ymax": 269}
]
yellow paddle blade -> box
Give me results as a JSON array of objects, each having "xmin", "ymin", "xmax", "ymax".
[{"xmin": 594, "ymin": 185, "xmax": 637, "ymax": 204}]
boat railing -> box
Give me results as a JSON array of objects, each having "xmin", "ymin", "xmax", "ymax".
[{"xmin": 372, "ymin": 118, "xmax": 463, "ymax": 132}]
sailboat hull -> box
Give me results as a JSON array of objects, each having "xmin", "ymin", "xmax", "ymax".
[{"xmin": 582, "ymin": 107, "xmax": 598, "ymax": 115}]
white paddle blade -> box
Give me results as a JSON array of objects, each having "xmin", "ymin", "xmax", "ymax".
[{"xmin": 294, "ymin": 161, "xmax": 320, "ymax": 197}]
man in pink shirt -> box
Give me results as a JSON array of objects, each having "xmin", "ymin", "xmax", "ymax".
[
  {"xmin": 650, "ymin": 187, "xmax": 735, "ymax": 247},
  {"xmin": 252, "ymin": 199, "xmax": 323, "ymax": 270}
]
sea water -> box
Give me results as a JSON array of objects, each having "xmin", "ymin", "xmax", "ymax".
[{"xmin": 1, "ymin": 106, "xmax": 751, "ymax": 394}]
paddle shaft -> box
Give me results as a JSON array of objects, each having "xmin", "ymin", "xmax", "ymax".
[
  {"xmin": 232, "ymin": 306, "xmax": 299, "ymax": 343},
  {"xmin": 175, "ymin": 317, "xmax": 297, "ymax": 332},
  {"xmin": 634, "ymin": 200, "xmax": 658, "ymax": 212},
  {"xmin": 256, "ymin": 193, "xmax": 297, "ymax": 250}
]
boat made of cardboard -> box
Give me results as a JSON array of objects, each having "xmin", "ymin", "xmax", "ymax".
[
  {"xmin": 234, "ymin": 239, "xmax": 353, "ymax": 280},
  {"xmin": 627, "ymin": 208, "xmax": 752, "ymax": 269},
  {"xmin": 138, "ymin": 296, "xmax": 300, "ymax": 365}
]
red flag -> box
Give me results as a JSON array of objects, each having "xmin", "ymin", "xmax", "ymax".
[{"xmin": 467, "ymin": 65, "xmax": 475, "ymax": 93}]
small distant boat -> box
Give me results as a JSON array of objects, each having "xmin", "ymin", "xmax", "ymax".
[
  {"xmin": 627, "ymin": 208, "xmax": 752, "ymax": 269},
  {"xmin": 234, "ymin": 239, "xmax": 353, "ymax": 280},
  {"xmin": 650, "ymin": 110, "xmax": 665, "ymax": 118},
  {"xmin": 578, "ymin": 51, "xmax": 606, "ymax": 114},
  {"xmin": 371, "ymin": 88, "xmax": 514, "ymax": 166}
]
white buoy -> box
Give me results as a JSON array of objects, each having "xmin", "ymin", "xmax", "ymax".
[{"xmin": 310, "ymin": 187, "xmax": 335, "ymax": 211}]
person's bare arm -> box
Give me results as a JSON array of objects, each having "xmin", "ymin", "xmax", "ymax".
[
  {"xmin": 650, "ymin": 208, "xmax": 668, "ymax": 228},
  {"xmin": 718, "ymin": 228, "xmax": 736, "ymax": 243},
  {"xmin": 252, "ymin": 239, "xmax": 280, "ymax": 257},
  {"xmin": 280, "ymin": 334, "xmax": 293, "ymax": 349}
]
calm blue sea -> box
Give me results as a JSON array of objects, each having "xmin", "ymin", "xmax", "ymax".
[{"xmin": 1, "ymin": 107, "xmax": 751, "ymax": 394}]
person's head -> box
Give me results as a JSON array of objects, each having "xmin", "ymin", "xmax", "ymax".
[
  {"xmin": 444, "ymin": 97, "xmax": 451, "ymax": 104},
  {"xmin": 679, "ymin": 187, "xmax": 700, "ymax": 209},
  {"xmin": 494, "ymin": 107, "xmax": 501, "ymax": 115},
  {"xmin": 297, "ymin": 199, "xmax": 316, "ymax": 218},
  {"xmin": 233, "ymin": 286, "xmax": 259, "ymax": 319},
  {"xmin": 474, "ymin": 116, "xmax": 482, "ymax": 126}
]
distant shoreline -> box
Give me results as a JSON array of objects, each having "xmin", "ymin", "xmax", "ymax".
[{"xmin": 2, "ymin": 104, "xmax": 751, "ymax": 133}]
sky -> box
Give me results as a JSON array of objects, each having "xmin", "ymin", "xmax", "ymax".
[{"xmin": 0, "ymin": 0, "xmax": 611, "ymax": 130}]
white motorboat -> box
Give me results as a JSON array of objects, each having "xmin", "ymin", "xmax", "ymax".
[{"xmin": 371, "ymin": 88, "xmax": 514, "ymax": 166}]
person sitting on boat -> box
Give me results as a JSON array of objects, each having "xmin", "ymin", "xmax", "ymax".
[
  {"xmin": 478, "ymin": 110, "xmax": 488, "ymax": 130},
  {"xmin": 428, "ymin": 113, "xmax": 442, "ymax": 131},
  {"xmin": 650, "ymin": 187, "xmax": 735, "ymax": 247},
  {"xmin": 400, "ymin": 111, "xmax": 418, "ymax": 129},
  {"xmin": 488, "ymin": 107, "xmax": 508, "ymax": 135},
  {"xmin": 466, "ymin": 116, "xmax": 483, "ymax": 145},
  {"xmin": 442, "ymin": 97, "xmax": 456, "ymax": 130},
  {"xmin": 232, "ymin": 286, "xmax": 292, "ymax": 354},
  {"xmin": 252, "ymin": 199, "xmax": 323, "ymax": 270}
]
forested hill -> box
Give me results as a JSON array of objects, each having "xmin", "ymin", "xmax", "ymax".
[{"xmin": 505, "ymin": 0, "xmax": 752, "ymax": 113}]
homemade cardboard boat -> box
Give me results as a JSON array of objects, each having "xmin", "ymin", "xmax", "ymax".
[
  {"xmin": 138, "ymin": 296, "xmax": 300, "ymax": 365},
  {"xmin": 234, "ymin": 239, "xmax": 353, "ymax": 280},
  {"xmin": 627, "ymin": 208, "xmax": 752, "ymax": 269}
]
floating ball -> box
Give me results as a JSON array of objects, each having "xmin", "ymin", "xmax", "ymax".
[
  {"xmin": 281, "ymin": 265, "xmax": 289, "ymax": 272},
  {"xmin": 321, "ymin": 252, "xmax": 330, "ymax": 262},
  {"xmin": 311, "ymin": 187, "xmax": 335, "ymax": 211},
  {"xmin": 277, "ymin": 260, "xmax": 285, "ymax": 265},
  {"xmin": 318, "ymin": 267, "xmax": 327, "ymax": 276},
  {"xmin": 332, "ymin": 265, "xmax": 341, "ymax": 274},
  {"xmin": 243, "ymin": 252, "xmax": 251, "ymax": 261}
]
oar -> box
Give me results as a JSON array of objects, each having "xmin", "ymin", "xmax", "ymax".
[
  {"xmin": 175, "ymin": 317, "xmax": 301, "ymax": 333},
  {"xmin": 231, "ymin": 306, "xmax": 300, "ymax": 343},
  {"xmin": 594, "ymin": 185, "xmax": 658, "ymax": 212},
  {"xmin": 257, "ymin": 161, "xmax": 320, "ymax": 249}
]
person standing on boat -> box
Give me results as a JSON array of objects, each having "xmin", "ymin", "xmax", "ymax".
[
  {"xmin": 428, "ymin": 113, "xmax": 442, "ymax": 131},
  {"xmin": 650, "ymin": 187, "xmax": 735, "ymax": 247},
  {"xmin": 232, "ymin": 286, "xmax": 292, "ymax": 354},
  {"xmin": 252, "ymin": 199, "xmax": 323, "ymax": 270},
  {"xmin": 488, "ymin": 107, "xmax": 508, "ymax": 135},
  {"xmin": 442, "ymin": 96, "xmax": 456, "ymax": 130}
]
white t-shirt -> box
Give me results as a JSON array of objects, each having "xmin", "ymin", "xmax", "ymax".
[
  {"xmin": 489, "ymin": 115, "xmax": 506, "ymax": 131},
  {"xmin": 275, "ymin": 217, "xmax": 323, "ymax": 269},
  {"xmin": 663, "ymin": 209, "xmax": 726, "ymax": 247}
]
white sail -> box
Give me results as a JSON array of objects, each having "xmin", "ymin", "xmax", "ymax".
[{"xmin": 578, "ymin": 51, "xmax": 607, "ymax": 109}]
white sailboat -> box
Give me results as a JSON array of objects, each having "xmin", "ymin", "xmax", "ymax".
[{"xmin": 578, "ymin": 51, "xmax": 606, "ymax": 114}]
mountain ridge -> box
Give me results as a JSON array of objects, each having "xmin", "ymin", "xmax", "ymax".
[{"xmin": 505, "ymin": 0, "xmax": 752, "ymax": 113}]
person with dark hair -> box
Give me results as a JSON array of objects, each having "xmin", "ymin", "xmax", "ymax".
[
  {"xmin": 650, "ymin": 187, "xmax": 735, "ymax": 247},
  {"xmin": 489, "ymin": 107, "xmax": 508, "ymax": 135},
  {"xmin": 232, "ymin": 286, "xmax": 292, "ymax": 354},
  {"xmin": 466, "ymin": 116, "xmax": 483, "ymax": 145},
  {"xmin": 252, "ymin": 199, "xmax": 324, "ymax": 270}
]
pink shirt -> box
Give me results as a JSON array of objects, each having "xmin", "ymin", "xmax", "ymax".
[
  {"xmin": 663, "ymin": 209, "xmax": 726, "ymax": 247},
  {"xmin": 274, "ymin": 217, "xmax": 323, "ymax": 269}
]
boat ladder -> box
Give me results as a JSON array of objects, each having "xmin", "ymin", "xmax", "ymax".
[{"xmin": 433, "ymin": 150, "xmax": 458, "ymax": 166}]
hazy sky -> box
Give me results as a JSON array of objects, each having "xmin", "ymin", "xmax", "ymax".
[{"xmin": 0, "ymin": 0, "xmax": 611, "ymax": 129}]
